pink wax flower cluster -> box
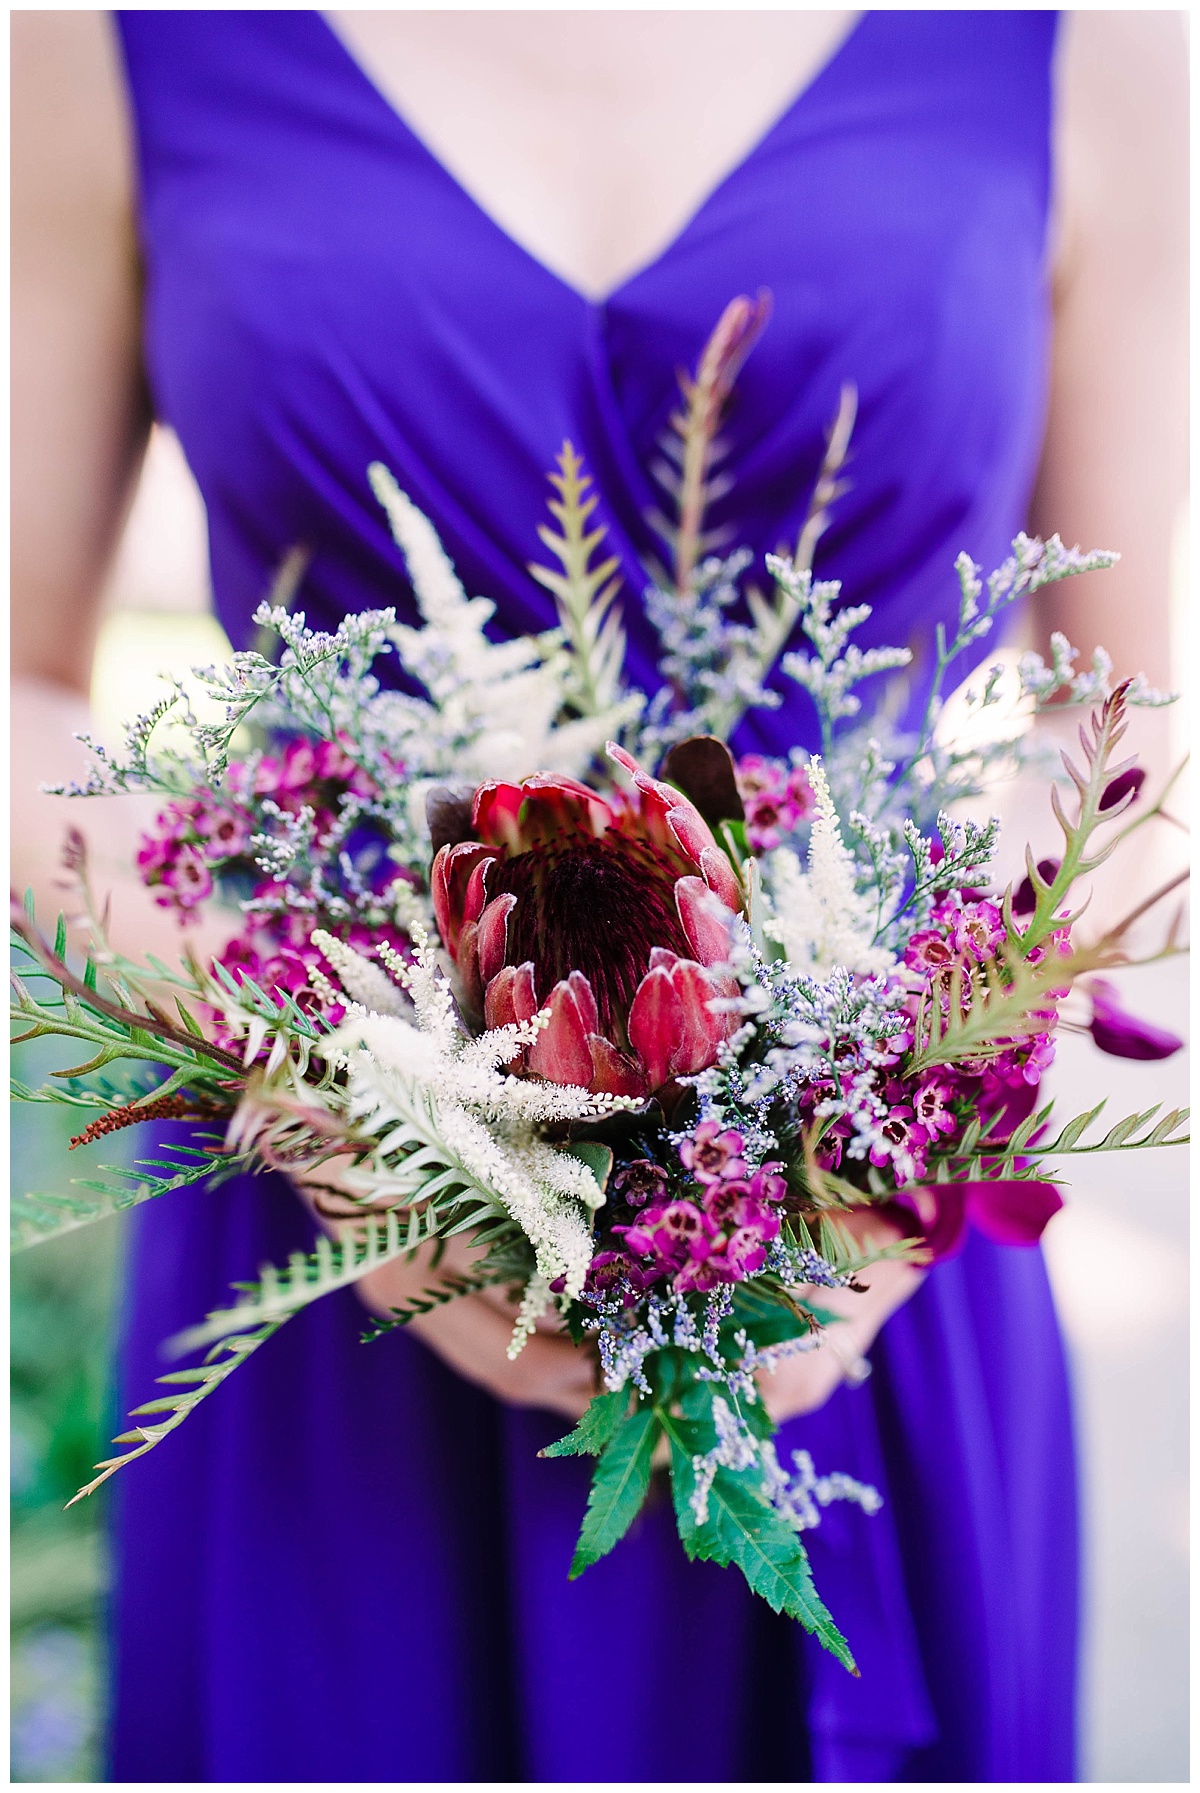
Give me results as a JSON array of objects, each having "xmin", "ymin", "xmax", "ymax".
[
  {"xmin": 137, "ymin": 734, "xmax": 397, "ymax": 925},
  {"xmin": 231, "ymin": 735, "xmax": 382, "ymax": 826},
  {"xmin": 800, "ymin": 890, "xmax": 1071, "ymax": 1195},
  {"xmin": 734, "ymin": 755, "xmax": 815, "ymax": 852},
  {"xmin": 589, "ymin": 1123, "xmax": 787, "ymax": 1300},
  {"xmin": 136, "ymin": 794, "xmax": 255, "ymax": 920}
]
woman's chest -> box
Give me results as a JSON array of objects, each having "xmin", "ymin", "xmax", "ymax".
[
  {"xmin": 116, "ymin": 8, "xmax": 1059, "ymax": 665},
  {"xmin": 323, "ymin": 10, "xmax": 862, "ymax": 301}
]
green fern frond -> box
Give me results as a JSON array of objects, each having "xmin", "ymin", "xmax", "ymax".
[
  {"xmin": 530, "ymin": 441, "xmax": 628, "ymax": 716},
  {"xmin": 906, "ymin": 942, "xmax": 1106, "ymax": 1076},
  {"xmin": 938, "ymin": 1101, "xmax": 1189, "ymax": 1166},
  {"xmin": 12, "ymin": 1142, "xmax": 243, "ymax": 1252},
  {"xmin": 165, "ymin": 1202, "xmax": 447, "ymax": 1356},
  {"xmin": 68, "ymin": 1316, "xmax": 290, "ymax": 1505}
]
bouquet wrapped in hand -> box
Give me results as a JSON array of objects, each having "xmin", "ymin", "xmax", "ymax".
[{"xmin": 13, "ymin": 300, "xmax": 1187, "ymax": 1673}]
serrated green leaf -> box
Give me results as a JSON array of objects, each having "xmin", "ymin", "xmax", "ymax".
[
  {"xmin": 542, "ymin": 1386, "xmax": 630, "ymax": 1459},
  {"xmin": 663, "ymin": 1416, "xmax": 856, "ymax": 1672},
  {"xmin": 569, "ymin": 1407, "xmax": 659, "ymax": 1576}
]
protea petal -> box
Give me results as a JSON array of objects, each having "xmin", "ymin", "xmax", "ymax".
[
  {"xmin": 698, "ymin": 845, "xmax": 742, "ymax": 912},
  {"xmin": 564, "ymin": 968, "xmax": 599, "ymax": 1036},
  {"xmin": 475, "ymin": 775, "xmax": 610, "ymax": 852},
  {"xmin": 666, "ymin": 957, "xmax": 734, "ymax": 1076},
  {"xmin": 454, "ymin": 920, "xmax": 484, "ymax": 1017},
  {"xmin": 476, "ymin": 893, "xmax": 517, "ymax": 986},
  {"xmin": 676, "ymin": 875, "xmax": 735, "ymax": 967},
  {"xmin": 484, "ymin": 961, "xmax": 538, "ymax": 1030},
  {"xmin": 527, "ymin": 975, "xmax": 596, "ymax": 1086},
  {"xmin": 627, "ymin": 965, "xmax": 686, "ymax": 1092},
  {"xmin": 462, "ymin": 856, "xmax": 493, "ymax": 930},
  {"xmin": 587, "ymin": 1034, "xmax": 647, "ymax": 1097},
  {"xmin": 432, "ymin": 841, "xmax": 495, "ymax": 953},
  {"xmin": 664, "ymin": 799, "xmax": 719, "ymax": 865}
]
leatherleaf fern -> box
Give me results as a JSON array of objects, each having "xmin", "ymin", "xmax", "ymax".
[{"xmin": 63, "ymin": 921, "xmax": 635, "ymax": 1501}]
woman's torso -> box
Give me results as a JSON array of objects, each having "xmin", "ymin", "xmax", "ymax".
[
  {"xmin": 116, "ymin": 9, "xmax": 1059, "ymax": 755},
  {"xmin": 108, "ymin": 16, "xmax": 1080, "ymax": 1783}
]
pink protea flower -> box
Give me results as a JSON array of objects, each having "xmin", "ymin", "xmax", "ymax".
[{"xmin": 431, "ymin": 744, "xmax": 744, "ymax": 1097}]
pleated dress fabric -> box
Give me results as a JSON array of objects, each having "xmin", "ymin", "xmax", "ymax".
[{"xmin": 110, "ymin": 11, "xmax": 1077, "ymax": 1780}]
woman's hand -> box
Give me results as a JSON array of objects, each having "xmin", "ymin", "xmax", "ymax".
[
  {"xmin": 294, "ymin": 1163, "xmax": 598, "ymax": 1421},
  {"xmin": 755, "ymin": 1211, "xmax": 924, "ymax": 1424}
]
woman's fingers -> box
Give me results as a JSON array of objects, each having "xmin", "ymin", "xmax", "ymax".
[
  {"xmin": 758, "ymin": 1226, "xmax": 925, "ymax": 1424},
  {"xmin": 406, "ymin": 1293, "xmax": 597, "ymax": 1419}
]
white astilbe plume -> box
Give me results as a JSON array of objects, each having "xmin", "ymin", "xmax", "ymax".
[
  {"xmin": 310, "ymin": 929, "xmax": 410, "ymax": 1018},
  {"xmin": 322, "ymin": 925, "xmax": 636, "ymax": 1331},
  {"xmin": 368, "ymin": 463, "xmax": 634, "ymax": 781},
  {"xmin": 762, "ymin": 759, "xmax": 893, "ymax": 977}
]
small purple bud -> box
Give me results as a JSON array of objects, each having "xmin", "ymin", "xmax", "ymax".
[
  {"xmin": 1098, "ymin": 766, "xmax": 1146, "ymax": 813},
  {"xmin": 1013, "ymin": 859, "xmax": 1061, "ymax": 918},
  {"xmin": 1088, "ymin": 979, "xmax": 1183, "ymax": 1061}
]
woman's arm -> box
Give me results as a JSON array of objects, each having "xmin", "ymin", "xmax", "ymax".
[
  {"xmin": 10, "ymin": 13, "xmax": 234, "ymax": 969},
  {"xmin": 1030, "ymin": 13, "xmax": 1187, "ymax": 709},
  {"xmin": 1019, "ymin": 13, "xmax": 1189, "ymax": 928},
  {"xmin": 9, "ymin": 13, "xmax": 597, "ymax": 1418}
]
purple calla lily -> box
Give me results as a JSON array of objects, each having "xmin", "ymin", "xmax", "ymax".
[{"xmin": 1087, "ymin": 979, "xmax": 1184, "ymax": 1061}]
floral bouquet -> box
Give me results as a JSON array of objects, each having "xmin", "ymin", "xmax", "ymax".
[{"xmin": 12, "ymin": 299, "xmax": 1188, "ymax": 1672}]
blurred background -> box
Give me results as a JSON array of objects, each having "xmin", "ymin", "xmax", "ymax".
[{"xmin": 10, "ymin": 428, "xmax": 1190, "ymax": 1781}]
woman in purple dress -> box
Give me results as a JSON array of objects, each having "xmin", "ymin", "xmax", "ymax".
[{"xmin": 12, "ymin": 11, "xmax": 1186, "ymax": 1781}]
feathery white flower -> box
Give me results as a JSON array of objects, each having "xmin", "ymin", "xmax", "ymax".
[
  {"xmin": 762, "ymin": 759, "xmax": 893, "ymax": 977},
  {"xmin": 321, "ymin": 926, "xmax": 634, "ymax": 1323},
  {"xmin": 368, "ymin": 461, "xmax": 636, "ymax": 780}
]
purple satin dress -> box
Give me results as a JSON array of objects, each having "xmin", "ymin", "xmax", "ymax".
[{"xmin": 110, "ymin": 12, "xmax": 1077, "ymax": 1780}]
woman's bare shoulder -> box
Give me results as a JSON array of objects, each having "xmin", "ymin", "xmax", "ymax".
[
  {"xmin": 1052, "ymin": 11, "xmax": 1188, "ymax": 281},
  {"xmin": 12, "ymin": 12, "xmax": 133, "ymax": 228}
]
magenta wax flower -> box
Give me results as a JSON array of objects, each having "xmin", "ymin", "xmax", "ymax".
[
  {"xmin": 612, "ymin": 1160, "xmax": 669, "ymax": 1209},
  {"xmin": 161, "ymin": 844, "xmax": 213, "ymax": 911},
  {"xmin": 734, "ymin": 754, "xmax": 815, "ymax": 852},
  {"xmin": 912, "ymin": 1076, "xmax": 959, "ymax": 1140},
  {"xmin": 679, "ymin": 1120, "xmax": 747, "ymax": 1184},
  {"xmin": 431, "ymin": 744, "xmax": 743, "ymax": 1097},
  {"xmin": 869, "ymin": 1105, "xmax": 930, "ymax": 1185},
  {"xmin": 1088, "ymin": 979, "xmax": 1183, "ymax": 1061},
  {"xmin": 903, "ymin": 930, "xmax": 956, "ymax": 976},
  {"xmin": 947, "ymin": 899, "xmax": 1006, "ymax": 962}
]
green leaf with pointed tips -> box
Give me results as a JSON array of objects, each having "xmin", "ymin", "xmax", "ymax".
[
  {"xmin": 568, "ymin": 1407, "xmax": 659, "ymax": 1576},
  {"xmin": 542, "ymin": 1386, "xmax": 630, "ymax": 1459}
]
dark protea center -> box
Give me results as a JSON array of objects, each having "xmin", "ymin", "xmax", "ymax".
[
  {"xmin": 431, "ymin": 743, "xmax": 747, "ymax": 1097},
  {"xmin": 489, "ymin": 836, "xmax": 692, "ymax": 1042}
]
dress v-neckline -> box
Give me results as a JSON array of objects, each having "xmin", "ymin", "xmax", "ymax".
[{"xmin": 317, "ymin": 12, "xmax": 867, "ymax": 308}]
